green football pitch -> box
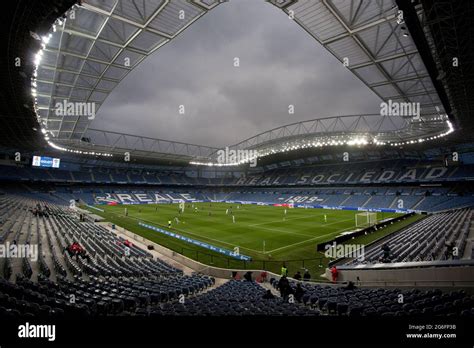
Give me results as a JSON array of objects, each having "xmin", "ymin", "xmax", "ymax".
[{"xmin": 89, "ymin": 202, "xmax": 420, "ymax": 276}]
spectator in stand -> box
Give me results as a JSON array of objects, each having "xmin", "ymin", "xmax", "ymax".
[
  {"xmin": 330, "ymin": 266, "xmax": 338, "ymax": 283},
  {"xmin": 294, "ymin": 283, "xmax": 305, "ymax": 302},
  {"xmin": 243, "ymin": 271, "xmax": 253, "ymax": 282},
  {"xmin": 262, "ymin": 290, "xmax": 275, "ymax": 299},
  {"xmin": 303, "ymin": 269, "xmax": 311, "ymax": 281},
  {"xmin": 281, "ymin": 264, "xmax": 288, "ymax": 277},
  {"xmin": 381, "ymin": 243, "xmax": 391, "ymax": 262},
  {"xmin": 345, "ymin": 281, "xmax": 356, "ymax": 290},
  {"xmin": 293, "ymin": 271, "xmax": 302, "ymax": 280},
  {"xmin": 277, "ymin": 276, "xmax": 290, "ymax": 298}
]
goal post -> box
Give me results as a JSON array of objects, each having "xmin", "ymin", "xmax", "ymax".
[{"xmin": 355, "ymin": 211, "xmax": 377, "ymax": 227}]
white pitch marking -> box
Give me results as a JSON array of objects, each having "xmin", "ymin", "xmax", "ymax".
[
  {"xmin": 247, "ymin": 212, "xmax": 326, "ymax": 227},
  {"xmin": 117, "ymin": 213, "xmax": 262, "ymax": 254},
  {"xmin": 265, "ymin": 221, "xmax": 358, "ymax": 254}
]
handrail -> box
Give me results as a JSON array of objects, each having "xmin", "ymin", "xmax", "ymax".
[{"xmin": 337, "ymin": 258, "xmax": 474, "ymax": 270}]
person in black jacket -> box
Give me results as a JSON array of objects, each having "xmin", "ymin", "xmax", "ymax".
[
  {"xmin": 277, "ymin": 276, "xmax": 290, "ymax": 298},
  {"xmin": 381, "ymin": 243, "xmax": 391, "ymax": 262},
  {"xmin": 262, "ymin": 290, "xmax": 275, "ymax": 299},
  {"xmin": 244, "ymin": 271, "xmax": 253, "ymax": 282},
  {"xmin": 294, "ymin": 283, "xmax": 305, "ymax": 302}
]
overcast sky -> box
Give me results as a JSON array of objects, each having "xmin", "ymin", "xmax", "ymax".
[{"xmin": 90, "ymin": 0, "xmax": 382, "ymax": 148}]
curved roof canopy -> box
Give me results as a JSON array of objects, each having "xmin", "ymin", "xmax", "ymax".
[
  {"xmin": 32, "ymin": 0, "xmax": 455, "ymax": 164},
  {"xmin": 34, "ymin": 0, "xmax": 222, "ymax": 141}
]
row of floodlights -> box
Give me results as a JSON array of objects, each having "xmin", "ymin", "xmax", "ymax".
[
  {"xmin": 258, "ymin": 136, "xmax": 382, "ymax": 157},
  {"xmin": 30, "ymin": 5, "xmax": 113, "ymax": 158},
  {"xmin": 190, "ymin": 123, "xmax": 453, "ymax": 167},
  {"xmin": 47, "ymin": 140, "xmax": 113, "ymax": 157},
  {"xmin": 389, "ymin": 121, "xmax": 454, "ymax": 146}
]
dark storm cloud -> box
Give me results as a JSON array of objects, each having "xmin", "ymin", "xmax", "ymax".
[{"xmin": 90, "ymin": 0, "xmax": 382, "ymax": 148}]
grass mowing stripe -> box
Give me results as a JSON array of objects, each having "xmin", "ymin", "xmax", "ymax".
[
  {"xmin": 247, "ymin": 212, "xmax": 325, "ymax": 227},
  {"xmin": 252, "ymin": 216, "xmax": 356, "ymax": 239},
  {"xmin": 266, "ymin": 224, "xmax": 363, "ymax": 254},
  {"xmin": 252, "ymin": 226, "xmax": 318, "ymax": 238},
  {"xmin": 114, "ymin": 212, "xmax": 262, "ymax": 254}
]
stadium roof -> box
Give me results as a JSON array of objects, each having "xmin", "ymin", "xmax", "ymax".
[
  {"xmin": 33, "ymin": 0, "xmax": 222, "ymax": 141},
  {"xmin": 3, "ymin": 0, "xmax": 473, "ymax": 164},
  {"xmin": 418, "ymin": 0, "xmax": 474, "ymax": 135},
  {"xmin": 0, "ymin": 0, "xmax": 77, "ymax": 149}
]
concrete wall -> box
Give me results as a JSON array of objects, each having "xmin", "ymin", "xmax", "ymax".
[{"xmin": 330, "ymin": 266, "xmax": 474, "ymax": 288}]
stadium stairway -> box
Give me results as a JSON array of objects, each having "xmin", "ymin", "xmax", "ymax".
[
  {"xmin": 412, "ymin": 196, "xmax": 426, "ymax": 210},
  {"xmin": 27, "ymin": 216, "xmax": 40, "ymax": 282},
  {"xmin": 363, "ymin": 195, "xmax": 374, "ymax": 208},
  {"xmin": 462, "ymin": 215, "xmax": 474, "ymax": 259},
  {"xmin": 339, "ymin": 195, "xmax": 352, "ymax": 206},
  {"xmin": 259, "ymin": 280, "xmax": 281, "ymax": 298},
  {"xmin": 5, "ymin": 207, "xmax": 33, "ymax": 282},
  {"xmin": 41, "ymin": 214, "xmax": 74, "ymax": 281},
  {"xmin": 38, "ymin": 218, "xmax": 58, "ymax": 282}
]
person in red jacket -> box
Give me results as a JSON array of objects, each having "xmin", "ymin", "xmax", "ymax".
[{"xmin": 330, "ymin": 266, "xmax": 338, "ymax": 283}]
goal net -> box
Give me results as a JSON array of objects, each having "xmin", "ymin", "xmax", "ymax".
[{"xmin": 355, "ymin": 212, "xmax": 377, "ymax": 227}]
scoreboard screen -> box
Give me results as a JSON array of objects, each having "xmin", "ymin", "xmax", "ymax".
[{"xmin": 32, "ymin": 156, "xmax": 61, "ymax": 168}]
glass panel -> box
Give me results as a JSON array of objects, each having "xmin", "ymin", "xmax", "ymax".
[
  {"xmin": 98, "ymin": 17, "xmax": 139, "ymax": 45},
  {"xmin": 96, "ymin": 79, "xmax": 118, "ymax": 90},
  {"xmin": 81, "ymin": 60, "xmax": 108, "ymax": 75},
  {"xmin": 128, "ymin": 30, "xmax": 166, "ymax": 52},
  {"xmin": 65, "ymin": 7, "xmax": 107, "ymax": 37},
  {"xmin": 148, "ymin": 0, "xmax": 204, "ymax": 36},
  {"xmin": 103, "ymin": 66, "xmax": 128, "ymax": 80},
  {"xmin": 114, "ymin": 0, "xmax": 165, "ymax": 24},
  {"xmin": 113, "ymin": 48, "xmax": 145, "ymax": 67},
  {"xmin": 84, "ymin": 0, "xmax": 117, "ymax": 13},
  {"xmin": 60, "ymin": 35, "xmax": 94, "ymax": 56},
  {"xmin": 89, "ymin": 41, "xmax": 121, "ymax": 61}
]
